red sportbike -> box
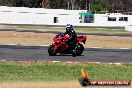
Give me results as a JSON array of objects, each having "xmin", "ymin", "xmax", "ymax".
[{"xmin": 48, "ymin": 33, "xmax": 87, "ymax": 57}]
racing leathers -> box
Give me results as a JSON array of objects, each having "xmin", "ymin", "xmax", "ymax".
[{"xmin": 63, "ymin": 30, "xmax": 77, "ymax": 50}]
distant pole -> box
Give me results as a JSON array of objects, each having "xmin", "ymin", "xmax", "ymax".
[
  {"xmin": 86, "ymin": 0, "xmax": 91, "ymax": 11},
  {"xmin": 89, "ymin": 2, "xmax": 91, "ymax": 11}
]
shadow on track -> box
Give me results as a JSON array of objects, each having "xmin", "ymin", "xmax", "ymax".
[{"xmin": 49, "ymin": 54, "xmax": 84, "ymax": 56}]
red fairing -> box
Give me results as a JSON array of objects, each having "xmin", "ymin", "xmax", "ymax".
[
  {"xmin": 53, "ymin": 35, "xmax": 69, "ymax": 42},
  {"xmin": 77, "ymin": 35, "xmax": 87, "ymax": 44},
  {"xmin": 53, "ymin": 34, "xmax": 87, "ymax": 44}
]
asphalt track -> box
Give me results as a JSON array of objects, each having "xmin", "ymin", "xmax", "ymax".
[{"xmin": 0, "ymin": 45, "xmax": 132, "ymax": 63}]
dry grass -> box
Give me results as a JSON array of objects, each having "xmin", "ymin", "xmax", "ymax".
[
  {"xmin": 0, "ymin": 31, "xmax": 132, "ymax": 48},
  {"xmin": 0, "ymin": 81, "xmax": 131, "ymax": 88},
  {"xmin": 0, "ymin": 31, "xmax": 54, "ymax": 45},
  {"xmin": 86, "ymin": 36, "xmax": 132, "ymax": 48}
]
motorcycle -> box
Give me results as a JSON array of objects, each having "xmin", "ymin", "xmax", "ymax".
[{"xmin": 48, "ymin": 33, "xmax": 87, "ymax": 57}]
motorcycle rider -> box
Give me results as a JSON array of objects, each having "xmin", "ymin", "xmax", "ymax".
[{"xmin": 63, "ymin": 24, "xmax": 77, "ymax": 50}]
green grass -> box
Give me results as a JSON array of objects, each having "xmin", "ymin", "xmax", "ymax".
[
  {"xmin": 1, "ymin": 25, "xmax": 132, "ymax": 35},
  {"xmin": 0, "ymin": 61, "xmax": 132, "ymax": 82}
]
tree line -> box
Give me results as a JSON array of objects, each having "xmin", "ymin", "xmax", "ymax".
[{"xmin": 0, "ymin": 0, "xmax": 132, "ymax": 12}]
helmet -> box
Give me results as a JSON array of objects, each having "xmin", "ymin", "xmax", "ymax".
[{"xmin": 66, "ymin": 24, "xmax": 73, "ymax": 32}]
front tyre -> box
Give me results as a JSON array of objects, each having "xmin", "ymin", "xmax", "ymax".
[
  {"xmin": 48, "ymin": 45, "xmax": 57, "ymax": 56},
  {"xmin": 76, "ymin": 43, "xmax": 84, "ymax": 56}
]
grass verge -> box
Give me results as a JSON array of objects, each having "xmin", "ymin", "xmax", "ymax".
[
  {"xmin": 1, "ymin": 25, "xmax": 132, "ymax": 35},
  {"xmin": 0, "ymin": 61, "xmax": 131, "ymax": 82}
]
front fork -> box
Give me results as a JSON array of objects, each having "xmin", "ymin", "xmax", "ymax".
[{"xmin": 52, "ymin": 43, "xmax": 59, "ymax": 52}]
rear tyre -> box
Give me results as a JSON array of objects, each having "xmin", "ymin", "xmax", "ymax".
[{"xmin": 48, "ymin": 45, "xmax": 57, "ymax": 56}]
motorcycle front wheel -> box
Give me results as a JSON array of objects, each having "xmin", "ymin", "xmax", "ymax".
[{"xmin": 48, "ymin": 45, "xmax": 57, "ymax": 56}]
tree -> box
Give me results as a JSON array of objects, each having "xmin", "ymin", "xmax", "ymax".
[
  {"xmin": 0, "ymin": 0, "xmax": 16, "ymax": 6},
  {"xmin": 92, "ymin": 3, "xmax": 103, "ymax": 12},
  {"xmin": 50, "ymin": 0, "xmax": 67, "ymax": 9},
  {"xmin": 22, "ymin": 0, "xmax": 42, "ymax": 8},
  {"xmin": 42, "ymin": 0, "xmax": 50, "ymax": 8},
  {"xmin": 0, "ymin": 0, "xmax": 132, "ymax": 12}
]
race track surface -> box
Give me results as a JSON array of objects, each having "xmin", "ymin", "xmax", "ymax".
[{"xmin": 0, "ymin": 45, "xmax": 132, "ymax": 63}]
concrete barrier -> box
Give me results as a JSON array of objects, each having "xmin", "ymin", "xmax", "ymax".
[{"xmin": 0, "ymin": 6, "xmax": 132, "ymax": 28}]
